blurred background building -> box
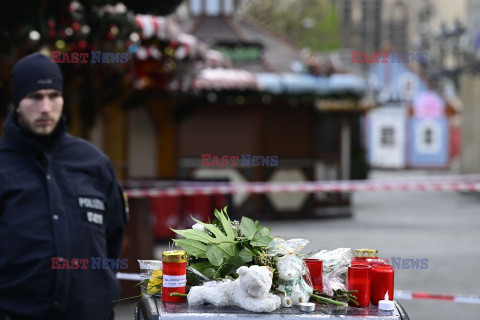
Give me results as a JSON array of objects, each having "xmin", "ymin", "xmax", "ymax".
[{"xmin": 331, "ymin": 0, "xmax": 466, "ymax": 171}]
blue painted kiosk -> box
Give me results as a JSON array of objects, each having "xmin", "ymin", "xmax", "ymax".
[{"xmin": 407, "ymin": 91, "xmax": 449, "ymax": 168}]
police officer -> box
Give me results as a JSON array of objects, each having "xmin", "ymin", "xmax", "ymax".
[{"xmin": 0, "ymin": 52, "xmax": 128, "ymax": 319}]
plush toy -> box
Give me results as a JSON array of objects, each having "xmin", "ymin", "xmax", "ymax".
[
  {"xmin": 276, "ymin": 256, "xmax": 313, "ymax": 307},
  {"xmin": 187, "ymin": 265, "xmax": 281, "ymax": 313}
]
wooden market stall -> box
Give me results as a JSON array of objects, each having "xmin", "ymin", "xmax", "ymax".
[{"xmin": 168, "ymin": 2, "xmax": 371, "ymax": 219}]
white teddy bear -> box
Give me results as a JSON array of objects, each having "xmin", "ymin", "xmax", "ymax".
[
  {"xmin": 187, "ymin": 265, "xmax": 281, "ymax": 313},
  {"xmin": 276, "ymin": 256, "xmax": 313, "ymax": 307}
]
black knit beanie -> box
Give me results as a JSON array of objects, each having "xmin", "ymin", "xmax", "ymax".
[{"xmin": 12, "ymin": 52, "xmax": 63, "ymax": 107}]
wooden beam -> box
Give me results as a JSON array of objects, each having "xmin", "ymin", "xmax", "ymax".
[
  {"xmin": 0, "ymin": 116, "xmax": 4, "ymax": 136},
  {"xmin": 340, "ymin": 115, "xmax": 351, "ymax": 180},
  {"xmin": 147, "ymin": 100, "xmax": 178, "ymax": 179},
  {"xmin": 102, "ymin": 102, "xmax": 128, "ymax": 180}
]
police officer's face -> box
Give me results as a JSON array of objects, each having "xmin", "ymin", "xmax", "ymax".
[{"xmin": 17, "ymin": 89, "xmax": 63, "ymax": 136}]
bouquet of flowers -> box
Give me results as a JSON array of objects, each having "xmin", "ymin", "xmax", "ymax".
[
  {"xmin": 165, "ymin": 207, "xmax": 356, "ymax": 310},
  {"xmin": 172, "ymin": 207, "xmax": 275, "ymax": 280}
]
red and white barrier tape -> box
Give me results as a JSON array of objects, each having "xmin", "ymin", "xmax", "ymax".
[
  {"xmin": 394, "ymin": 290, "xmax": 480, "ymax": 304},
  {"xmin": 124, "ymin": 173, "xmax": 480, "ymax": 189},
  {"xmin": 125, "ymin": 176, "xmax": 480, "ymax": 198},
  {"xmin": 115, "ymin": 273, "xmax": 480, "ymax": 304}
]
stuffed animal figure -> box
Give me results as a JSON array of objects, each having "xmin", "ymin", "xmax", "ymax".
[
  {"xmin": 187, "ymin": 265, "xmax": 281, "ymax": 313},
  {"xmin": 276, "ymin": 256, "xmax": 313, "ymax": 307}
]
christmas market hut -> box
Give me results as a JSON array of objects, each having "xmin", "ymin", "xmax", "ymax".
[{"xmin": 165, "ymin": 0, "xmax": 371, "ymax": 219}]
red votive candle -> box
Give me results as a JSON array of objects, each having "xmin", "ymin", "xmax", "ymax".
[
  {"xmin": 304, "ymin": 259, "xmax": 323, "ymax": 292},
  {"xmin": 367, "ymin": 258, "xmax": 388, "ymax": 266},
  {"xmin": 162, "ymin": 250, "xmax": 187, "ymax": 303},
  {"xmin": 348, "ymin": 264, "xmax": 371, "ymax": 307},
  {"xmin": 350, "ymin": 260, "xmax": 370, "ymax": 266},
  {"xmin": 371, "ymin": 264, "xmax": 394, "ymax": 306}
]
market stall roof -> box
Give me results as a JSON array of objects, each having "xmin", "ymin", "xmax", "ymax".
[
  {"xmin": 180, "ymin": 15, "xmax": 300, "ymax": 73},
  {"xmin": 131, "ymin": 13, "xmax": 367, "ymax": 96},
  {"xmin": 177, "ymin": 11, "xmax": 368, "ymax": 96},
  {"xmin": 191, "ymin": 68, "xmax": 258, "ymax": 91},
  {"xmin": 256, "ymin": 73, "xmax": 367, "ymax": 97}
]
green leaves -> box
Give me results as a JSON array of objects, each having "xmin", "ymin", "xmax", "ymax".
[
  {"xmin": 172, "ymin": 229, "xmax": 215, "ymax": 243},
  {"xmin": 206, "ymin": 245, "xmax": 224, "ymax": 266},
  {"xmin": 214, "ymin": 207, "xmax": 235, "ymax": 240},
  {"xmin": 191, "ymin": 252, "xmax": 246, "ymax": 279},
  {"xmin": 238, "ymin": 248, "xmax": 254, "ymax": 262},
  {"xmin": 239, "ymin": 216, "xmax": 273, "ymax": 247},
  {"xmin": 251, "ymin": 236, "xmax": 273, "ymax": 247},
  {"xmin": 172, "ymin": 207, "xmax": 237, "ymax": 259},
  {"xmin": 214, "ymin": 256, "xmax": 245, "ymax": 278},
  {"xmin": 190, "ymin": 261, "xmax": 216, "ymax": 278},
  {"xmin": 240, "ymin": 217, "xmax": 257, "ymax": 239},
  {"xmin": 172, "ymin": 239, "xmax": 207, "ymax": 258},
  {"xmin": 256, "ymin": 227, "xmax": 271, "ymax": 238},
  {"xmin": 171, "ymin": 206, "xmax": 274, "ymax": 280}
]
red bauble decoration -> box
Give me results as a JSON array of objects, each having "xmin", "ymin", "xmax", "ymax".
[
  {"xmin": 72, "ymin": 22, "xmax": 81, "ymax": 32},
  {"xmin": 169, "ymin": 40, "xmax": 178, "ymax": 49}
]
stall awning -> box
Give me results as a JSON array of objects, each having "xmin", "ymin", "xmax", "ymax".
[
  {"xmin": 256, "ymin": 73, "xmax": 367, "ymax": 97},
  {"xmin": 192, "ymin": 68, "xmax": 258, "ymax": 91}
]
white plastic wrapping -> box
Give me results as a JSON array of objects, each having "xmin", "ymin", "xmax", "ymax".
[
  {"xmin": 310, "ymin": 248, "xmax": 354, "ymax": 296},
  {"xmin": 268, "ymin": 238, "xmax": 314, "ymax": 307},
  {"xmin": 138, "ymin": 259, "xmax": 163, "ymax": 296}
]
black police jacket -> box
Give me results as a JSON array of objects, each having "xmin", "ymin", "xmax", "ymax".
[{"xmin": 0, "ymin": 113, "xmax": 128, "ymax": 319}]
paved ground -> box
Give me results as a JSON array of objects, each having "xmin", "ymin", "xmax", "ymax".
[{"xmin": 115, "ymin": 169, "xmax": 480, "ymax": 319}]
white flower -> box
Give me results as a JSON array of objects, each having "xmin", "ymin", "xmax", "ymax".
[
  {"xmin": 192, "ymin": 223, "xmax": 205, "ymax": 231},
  {"xmin": 231, "ymin": 220, "xmax": 242, "ymax": 237}
]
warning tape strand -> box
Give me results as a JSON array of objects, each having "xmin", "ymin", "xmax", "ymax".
[
  {"xmin": 125, "ymin": 176, "xmax": 480, "ymax": 198},
  {"xmin": 124, "ymin": 173, "xmax": 480, "ymax": 189},
  {"xmin": 394, "ymin": 290, "xmax": 480, "ymax": 304}
]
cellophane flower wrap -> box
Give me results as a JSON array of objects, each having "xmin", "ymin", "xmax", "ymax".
[
  {"xmin": 138, "ymin": 259, "xmax": 163, "ymax": 296},
  {"xmin": 310, "ymin": 248, "xmax": 354, "ymax": 295}
]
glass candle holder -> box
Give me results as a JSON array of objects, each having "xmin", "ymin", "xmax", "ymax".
[
  {"xmin": 367, "ymin": 258, "xmax": 388, "ymax": 266},
  {"xmin": 162, "ymin": 250, "xmax": 187, "ymax": 303},
  {"xmin": 371, "ymin": 264, "xmax": 394, "ymax": 306},
  {"xmin": 350, "ymin": 260, "xmax": 370, "ymax": 266},
  {"xmin": 347, "ymin": 264, "xmax": 371, "ymax": 307},
  {"xmin": 303, "ymin": 259, "xmax": 323, "ymax": 292},
  {"xmin": 138, "ymin": 259, "xmax": 163, "ymax": 296}
]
